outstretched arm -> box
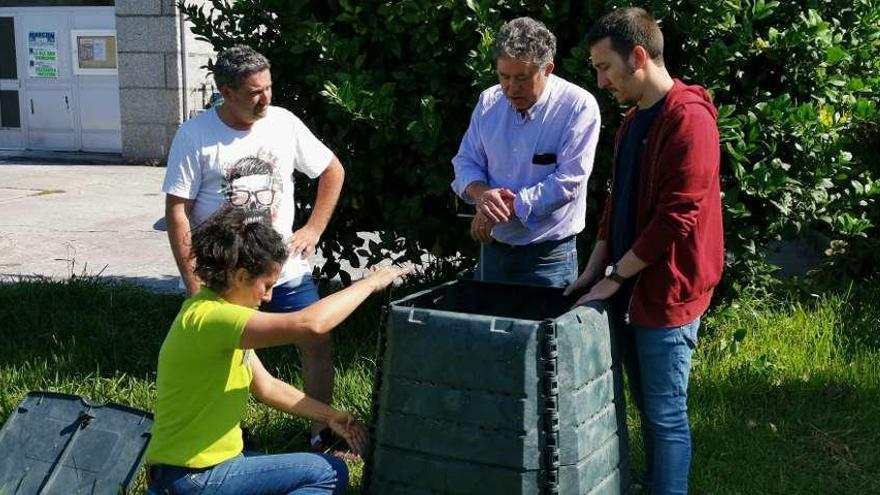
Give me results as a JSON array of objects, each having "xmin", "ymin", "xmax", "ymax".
[{"xmin": 239, "ymin": 265, "xmax": 409, "ymax": 349}]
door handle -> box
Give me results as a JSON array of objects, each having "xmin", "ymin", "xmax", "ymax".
[
  {"xmin": 30, "ymin": 98, "xmax": 34, "ymax": 114},
  {"xmin": 65, "ymin": 95, "xmax": 69, "ymax": 110}
]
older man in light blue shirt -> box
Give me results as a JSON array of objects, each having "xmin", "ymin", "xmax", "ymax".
[{"xmin": 452, "ymin": 17, "xmax": 601, "ymax": 287}]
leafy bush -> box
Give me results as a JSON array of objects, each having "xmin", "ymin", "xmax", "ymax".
[
  {"xmin": 650, "ymin": 0, "xmax": 880, "ymax": 285},
  {"xmin": 181, "ymin": 0, "xmax": 880, "ymax": 290}
]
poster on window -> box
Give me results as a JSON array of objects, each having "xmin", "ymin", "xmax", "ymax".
[
  {"xmin": 28, "ymin": 31, "xmax": 58, "ymax": 78},
  {"xmin": 72, "ymin": 30, "xmax": 117, "ymax": 75}
]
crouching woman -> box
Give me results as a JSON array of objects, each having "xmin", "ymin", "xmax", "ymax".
[{"xmin": 145, "ymin": 208, "xmax": 407, "ymax": 494}]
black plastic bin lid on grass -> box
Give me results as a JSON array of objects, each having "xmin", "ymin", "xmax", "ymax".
[{"xmin": 0, "ymin": 391, "xmax": 153, "ymax": 495}]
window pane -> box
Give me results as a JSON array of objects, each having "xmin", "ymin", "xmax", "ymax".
[
  {"xmin": 0, "ymin": 17, "xmax": 15, "ymax": 79},
  {"xmin": 0, "ymin": 90, "xmax": 21, "ymax": 128}
]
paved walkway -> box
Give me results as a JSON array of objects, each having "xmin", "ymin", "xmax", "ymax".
[
  {"xmin": 0, "ymin": 162, "xmax": 339, "ymax": 292},
  {"xmin": 0, "ymin": 163, "xmax": 183, "ymax": 291}
]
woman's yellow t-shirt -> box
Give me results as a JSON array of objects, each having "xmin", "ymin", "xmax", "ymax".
[{"xmin": 146, "ymin": 288, "xmax": 256, "ymax": 468}]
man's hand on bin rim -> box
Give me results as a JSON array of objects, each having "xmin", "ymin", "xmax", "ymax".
[{"xmin": 573, "ymin": 276, "xmax": 622, "ymax": 306}]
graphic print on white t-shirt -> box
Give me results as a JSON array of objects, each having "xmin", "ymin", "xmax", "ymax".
[{"xmin": 221, "ymin": 151, "xmax": 284, "ymax": 223}]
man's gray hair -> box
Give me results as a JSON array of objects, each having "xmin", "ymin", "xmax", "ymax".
[
  {"xmin": 493, "ymin": 17, "xmax": 557, "ymax": 68},
  {"xmin": 213, "ymin": 45, "xmax": 271, "ymax": 89}
]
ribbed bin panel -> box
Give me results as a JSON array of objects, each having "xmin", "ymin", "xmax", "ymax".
[{"xmin": 365, "ymin": 280, "xmax": 630, "ymax": 494}]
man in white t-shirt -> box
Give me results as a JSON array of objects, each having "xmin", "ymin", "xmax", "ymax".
[{"xmin": 162, "ymin": 45, "xmax": 345, "ymax": 450}]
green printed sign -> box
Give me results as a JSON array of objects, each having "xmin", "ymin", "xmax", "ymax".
[
  {"xmin": 28, "ymin": 31, "xmax": 58, "ymax": 79},
  {"xmin": 34, "ymin": 66, "xmax": 57, "ymax": 78},
  {"xmin": 34, "ymin": 50, "xmax": 56, "ymax": 61}
]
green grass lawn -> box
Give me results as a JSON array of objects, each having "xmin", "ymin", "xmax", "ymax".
[{"xmin": 0, "ymin": 275, "xmax": 877, "ymax": 494}]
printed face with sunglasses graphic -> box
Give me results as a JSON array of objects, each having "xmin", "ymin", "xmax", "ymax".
[{"xmin": 224, "ymin": 156, "xmax": 282, "ymax": 221}]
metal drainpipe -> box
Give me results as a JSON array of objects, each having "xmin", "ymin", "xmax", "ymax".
[{"xmin": 178, "ymin": 10, "xmax": 189, "ymax": 120}]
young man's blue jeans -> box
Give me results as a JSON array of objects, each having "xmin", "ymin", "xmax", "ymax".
[
  {"xmin": 614, "ymin": 309, "xmax": 700, "ymax": 495},
  {"xmin": 147, "ymin": 452, "xmax": 348, "ymax": 495},
  {"xmin": 476, "ymin": 236, "xmax": 577, "ymax": 288}
]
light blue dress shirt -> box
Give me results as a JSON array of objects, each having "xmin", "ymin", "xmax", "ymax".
[{"xmin": 451, "ymin": 74, "xmax": 601, "ymax": 246}]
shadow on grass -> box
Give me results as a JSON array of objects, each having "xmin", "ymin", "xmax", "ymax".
[
  {"xmin": 832, "ymin": 288, "xmax": 880, "ymax": 358},
  {"xmin": 0, "ymin": 277, "xmax": 183, "ymax": 419},
  {"xmin": 685, "ymin": 372, "xmax": 880, "ymax": 495},
  {"xmin": 0, "ymin": 277, "xmax": 181, "ymax": 376}
]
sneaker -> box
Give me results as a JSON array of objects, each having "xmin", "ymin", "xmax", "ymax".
[
  {"xmin": 308, "ymin": 427, "xmax": 359, "ymax": 460},
  {"xmin": 307, "ymin": 428, "xmax": 333, "ymax": 452}
]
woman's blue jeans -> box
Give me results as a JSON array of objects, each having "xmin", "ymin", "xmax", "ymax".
[
  {"xmin": 147, "ymin": 452, "xmax": 348, "ymax": 495},
  {"xmin": 615, "ymin": 311, "xmax": 700, "ymax": 495}
]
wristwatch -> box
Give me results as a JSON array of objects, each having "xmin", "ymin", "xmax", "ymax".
[{"xmin": 604, "ymin": 263, "xmax": 627, "ymax": 284}]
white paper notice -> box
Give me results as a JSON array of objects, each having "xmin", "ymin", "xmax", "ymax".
[{"xmin": 93, "ymin": 39, "xmax": 107, "ymax": 62}]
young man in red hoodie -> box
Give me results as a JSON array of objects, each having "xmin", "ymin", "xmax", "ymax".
[{"xmin": 564, "ymin": 7, "xmax": 724, "ymax": 494}]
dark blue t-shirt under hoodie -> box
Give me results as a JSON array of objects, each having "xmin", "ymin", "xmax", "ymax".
[{"xmin": 610, "ymin": 96, "xmax": 665, "ymax": 311}]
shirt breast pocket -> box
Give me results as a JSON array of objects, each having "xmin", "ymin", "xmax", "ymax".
[
  {"xmin": 532, "ymin": 153, "xmax": 557, "ymax": 166},
  {"xmin": 529, "ymin": 153, "xmax": 558, "ymax": 184}
]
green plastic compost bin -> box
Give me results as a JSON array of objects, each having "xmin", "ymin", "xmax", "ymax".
[
  {"xmin": 364, "ymin": 279, "xmax": 630, "ymax": 494},
  {"xmin": 0, "ymin": 391, "xmax": 153, "ymax": 494}
]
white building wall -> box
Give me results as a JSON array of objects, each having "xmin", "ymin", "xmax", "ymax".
[
  {"xmin": 180, "ymin": 10, "xmax": 216, "ymax": 121},
  {"xmin": 115, "ymin": 0, "xmax": 214, "ymax": 162}
]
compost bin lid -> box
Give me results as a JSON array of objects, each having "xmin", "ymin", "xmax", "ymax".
[{"xmin": 0, "ymin": 391, "xmax": 153, "ymax": 495}]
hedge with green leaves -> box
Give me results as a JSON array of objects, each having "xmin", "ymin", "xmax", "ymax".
[{"xmin": 181, "ymin": 0, "xmax": 880, "ymax": 287}]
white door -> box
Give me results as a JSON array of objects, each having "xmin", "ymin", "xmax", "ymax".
[
  {"xmin": 71, "ymin": 10, "xmax": 121, "ymax": 152},
  {"xmin": 21, "ymin": 12, "xmax": 77, "ymax": 151},
  {"xmin": 0, "ymin": 15, "xmax": 24, "ymax": 149}
]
